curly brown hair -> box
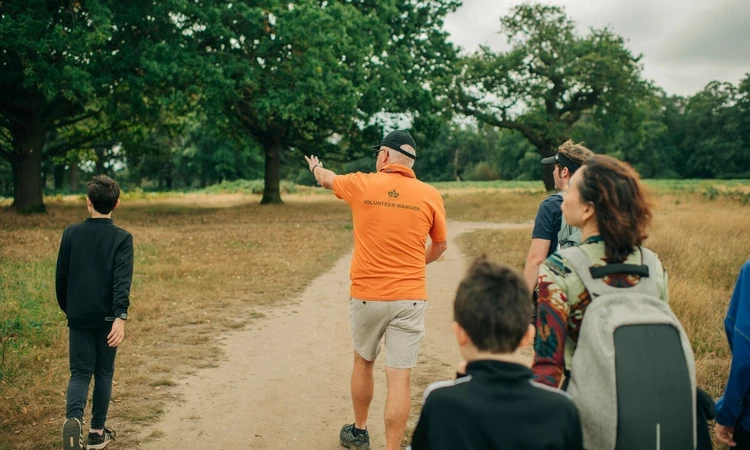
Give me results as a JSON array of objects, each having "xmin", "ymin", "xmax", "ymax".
[
  {"xmin": 557, "ymin": 140, "xmax": 594, "ymax": 167},
  {"xmin": 578, "ymin": 155, "xmax": 655, "ymax": 263}
]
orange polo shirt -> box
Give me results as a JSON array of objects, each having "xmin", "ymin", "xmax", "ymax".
[{"xmin": 332, "ymin": 164, "xmax": 448, "ymax": 301}]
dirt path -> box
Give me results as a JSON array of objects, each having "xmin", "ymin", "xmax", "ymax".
[{"xmin": 143, "ymin": 220, "xmax": 532, "ymax": 449}]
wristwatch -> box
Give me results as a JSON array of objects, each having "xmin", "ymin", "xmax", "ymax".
[{"xmin": 116, "ymin": 312, "xmax": 128, "ymax": 320}]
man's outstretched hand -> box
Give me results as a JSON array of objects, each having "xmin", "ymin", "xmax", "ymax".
[
  {"xmin": 304, "ymin": 155, "xmax": 335, "ymax": 189},
  {"xmin": 304, "ymin": 155, "xmax": 322, "ymax": 172}
]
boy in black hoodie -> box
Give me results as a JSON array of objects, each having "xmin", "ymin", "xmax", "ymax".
[
  {"xmin": 56, "ymin": 175, "xmax": 133, "ymax": 450},
  {"xmin": 409, "ymin": 258, "xmax": 583, "ymax": 450}
]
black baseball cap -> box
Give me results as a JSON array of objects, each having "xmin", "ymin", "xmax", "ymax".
[
  {"xmin": 541, "ymin": 152, "xmax": 580, "ymax": 172},
  {"xmin": 371, "ymin": 130, "xmax": 416, "ymax": 160}
]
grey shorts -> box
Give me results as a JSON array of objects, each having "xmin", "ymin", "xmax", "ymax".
[{"xmin": 349, "ymin": 298, "xmax": 427, "ymax": 369}]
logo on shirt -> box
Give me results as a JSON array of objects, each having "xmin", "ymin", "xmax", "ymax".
[{"xmin": 388, "ymin": 189, "xmax": 399, "ymax": 198}]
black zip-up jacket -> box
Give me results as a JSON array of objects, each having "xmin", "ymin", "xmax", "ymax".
[
  {"xmin": 410, "ymin": 360, "xmax": 584, "ymax": 450},
  {"xmin": 55, "ymin": 218, "xmax": 133, "ymax": 328}
]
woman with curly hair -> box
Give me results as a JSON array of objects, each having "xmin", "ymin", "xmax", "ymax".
[{"xmin": 530, "ymin": 154, "xmax": 668, "ymax": 388}]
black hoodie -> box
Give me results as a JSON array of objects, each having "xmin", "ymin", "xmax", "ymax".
[
  {"xmin": 55, "ymin": 218, "xmax": 133, "ymax": 328},
  {"xmin": 410, "ymin": 359, "xmax": 583, "ymax": 450}
]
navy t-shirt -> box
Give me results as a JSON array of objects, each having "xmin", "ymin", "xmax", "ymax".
[{"xmin": 532, "ymin": 193, "xmax": 563, "ymax": 256}]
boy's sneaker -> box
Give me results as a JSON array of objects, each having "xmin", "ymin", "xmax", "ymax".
[
  {"xmin": 87, "ymin": 427, "xmax": 116, "ymax": 449},
  {"xmin": 62, "ymin": 418, "xmax": 86, "ymax": 450},
  {"xmin": 340, "ymin": 423, "xmax": 370, "ymax": 450}
]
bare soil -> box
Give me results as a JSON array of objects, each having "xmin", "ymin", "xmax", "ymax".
[{"xmin": 142, "ymin": 221, "xmax": 533, "ymax": 449}]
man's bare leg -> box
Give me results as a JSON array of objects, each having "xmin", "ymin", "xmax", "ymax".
[
  {"xmin": 384, "ymin": 366, "xmax": 411, "ymax": 450},
  {"xmin": 352, "ymin": 351, "xmax": 375, "ymax": 429}
]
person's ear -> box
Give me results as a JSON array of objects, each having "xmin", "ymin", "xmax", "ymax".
[
  {"xmin": 114, "ymin": 199, "xmax": 121, "ymax": 210},
  {"xmin": 453, "ymin": 321, "xmax": 469, "ymax": 346},
  {"xmin": 560, "ymin": 167, "xmax": 570, "ymax": 179},
  {"xmin": 86, "ymin": 196, "xmax": 93, "ymax": 207},
  {"xmin": 519, "ymin": 324, "xmax": 536, "ymax": 348},
  {"xmin": 582, "ymin": 201, "xmax": 596, "ymax": 223}
]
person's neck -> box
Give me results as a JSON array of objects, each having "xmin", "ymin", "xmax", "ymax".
[
  {"xmin": 90, "ymin": 212, "xmax": 112, "ymax": 219},
  {"xmin": 462, "ymin": 348, "xmax": 520, "ymax": 365},
  {"xmin": 557, "ymin": 176, "xmax": 571, "ymax": 192},
  {"xmin": 581, "ymin": 221, "xmax": 599, "ymax": 241}
]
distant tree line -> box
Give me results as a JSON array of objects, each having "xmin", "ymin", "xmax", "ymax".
[{"xmin": 1, "ymin": 1, "xmax": 747, "ymax": 212}]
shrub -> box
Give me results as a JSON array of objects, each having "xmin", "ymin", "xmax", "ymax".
[{"xmin": 463, "ymin": 162, "xmax": 501, "ymax": 181}]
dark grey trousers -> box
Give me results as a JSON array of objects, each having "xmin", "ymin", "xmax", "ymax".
[{"xmin": 66, "ymin": 327, "xmax": 117, "ymax": 429}]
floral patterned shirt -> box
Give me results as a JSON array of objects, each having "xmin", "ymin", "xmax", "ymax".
[{"xmin": 531, "ymin": 236, "xmax": 669, "ymax": 388}]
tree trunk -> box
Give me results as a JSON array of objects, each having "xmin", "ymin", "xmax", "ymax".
[
  {"xmin": 94, "ymin": 146, "xmax": 107, "ymax": 175},
  {"xmin": 54, "ymin": 163, "xmax": 65, "ymax": 189},
  {"xmin": 540, "ymin": 141, "xmax": 556, "ymax": 191},
  {"xmin": 10, "ymin": 129, "xmax": 46, "ymax": 213},
  {"xmin": 70, "ymin": 163, "xmax": 79, "ymax": 191},
  {"xmin": 260, "ymin": 137, "xmax": 284, "ymax": 205},
  {"xmin": 453, "ymin": 147, "xmax": 461, "ymax": 181}
]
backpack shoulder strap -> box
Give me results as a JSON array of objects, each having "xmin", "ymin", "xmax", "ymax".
[
  {"xmin": 635, "ymin": 247, "xmax": 662, "ymax": 296},
  {"xmin": 560, "ymin": 246, "xmax": 661, "ymax": 298},
  {"xmin": 559, "ymin": 247, "xmax": 613, "ymax": 297}
]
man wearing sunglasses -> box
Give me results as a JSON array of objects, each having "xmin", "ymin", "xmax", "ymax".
[
  {"xmin": 305, "ymin": 130, "xmax": 448, "ymax": 450},
  {"xmin": 523, "ymin": 141, "xmax": 593, "ymax": 322}
]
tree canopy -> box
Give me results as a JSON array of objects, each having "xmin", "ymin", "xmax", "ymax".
[
  {"xmin": 453, "ymin": 3, "xmax": 649, "ymax": 189},
  {"xmin": 0, "ymin": 0, "xmax": 198, "ymax": 212},
  {"xmin": 187, "ymin": 0, "xmax": 459, "ymax": 203},
  {"xmin": 0, "ymin": 1, "xmax": 747, "ymax": 211}
]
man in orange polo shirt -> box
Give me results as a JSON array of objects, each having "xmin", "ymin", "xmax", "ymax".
[{"xmin": 305, "ymin": 130, "xmax": 448, "ymax": 450}]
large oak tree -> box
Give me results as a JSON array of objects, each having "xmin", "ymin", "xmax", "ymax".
[
  {"xmin": 0, "ymin": 0, "xmax": 196, "ymax": 212},
  {"xmin": 191, "ymin": 0, "xmax": 459, "ymax": 204},
  {"xmin": 454, "ymin": 3, "xmax": 648, "ymax": 190}
]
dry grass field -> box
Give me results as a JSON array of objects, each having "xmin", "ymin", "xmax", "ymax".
[
  {"xmin": 0, "ymin": 193, "xmax": 353, "ymax": 449},
  {"xmin": 453, "ymin": 186, "xmax": 749, "ymax": 449},
  {"xmin": 455, "ymin": 189, "xmax": 750, "ymax": 399},
  {"xmin": 0, "ymin": 181, "xmax": 748, "ymax": 449}
]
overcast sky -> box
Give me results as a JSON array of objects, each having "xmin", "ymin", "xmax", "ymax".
[{"xmin": 444, "ymin": 0, "xmax": 750, "ymax": 96}]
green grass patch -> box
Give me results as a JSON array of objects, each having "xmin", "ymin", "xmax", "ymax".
[
  {"xmin": 0, "ymin": 256, "xmax": 62, "ymax": 383},
  {"xmin": 429, "ymin": 180, "xmax": 545, "ymax": 191},
  {"xmin": 644, "ymin": 179, "xmax": 750, "ymax": 191},
  {"xmin": 428, "ymin": 178, "xmax": 750, "ymax": 193}
]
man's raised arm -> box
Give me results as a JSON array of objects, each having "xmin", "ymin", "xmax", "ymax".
[{"xmin": 305, "ymin": 155, "xmax": 336, "ymax": 190}]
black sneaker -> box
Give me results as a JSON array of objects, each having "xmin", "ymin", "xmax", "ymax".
[
  {"xmin": 62, "ymin": 418, "xmax": 86, "ymax": 450},
  {"xmin": 87, "ymin": 427, "xmax": 116, "ymax": 449},
  {"xmin": 340, "ymin": 423, "xmax": 370, "ymax": 450}
]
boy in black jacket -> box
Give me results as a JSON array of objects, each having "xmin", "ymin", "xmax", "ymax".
[
  {"xmin": 56, "ymin": 175, "xmax": 133, "ymax": 450},
  {"xmin": 409, "ymin": 258, "xmax": 583, "ymax": 450}
]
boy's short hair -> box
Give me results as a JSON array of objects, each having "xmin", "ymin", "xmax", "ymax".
[
  {"xmin": 454, "ymin": 257, "xmax": 532, "ymax": 353},
  {"xmin": 87, "ymin": 175, "xmax": 120, "ymax": 214}
]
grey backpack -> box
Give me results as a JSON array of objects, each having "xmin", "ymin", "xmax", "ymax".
[{"xmin": 561, "ymin": 246, "xmax": 697, "ymax": 450}]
